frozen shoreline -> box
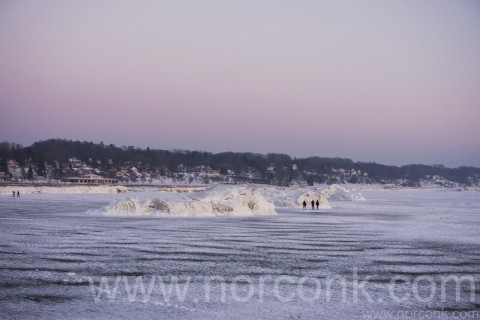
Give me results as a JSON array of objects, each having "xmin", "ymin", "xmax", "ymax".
[
  {"xmin": 1, "ymin": 182, "xmax": 476, "ymax": 194},
  {"xmin": 0, "ymin": 185, "xmax": 129, "ymax": 194},
  {"xmin": 1, "ymin": 185, "xmax": 479, "ymax": 319}
]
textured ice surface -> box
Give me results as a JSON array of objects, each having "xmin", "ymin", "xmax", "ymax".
[{"xmin": 0, "ymin": 188, "xmax": 479, "ymax": 319}]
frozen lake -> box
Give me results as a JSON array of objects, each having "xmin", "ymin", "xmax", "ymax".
[{"xmin": 1, "ymin": 189, "xmax": 479, "ymax": 319}]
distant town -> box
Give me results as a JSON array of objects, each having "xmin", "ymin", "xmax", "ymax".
[{"xmin": 1, "ymin": 139, "xmax": 479, "ymax": 188}]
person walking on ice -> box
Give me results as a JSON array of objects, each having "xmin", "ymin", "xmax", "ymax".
[
  {"xmin": 311, "ymin": 200, "xmax": 315, "ymax": 210},
  {"xmin": 302, "ymin": 200, "xmax": 307, "ymax": 210},
  {"xmin": 316, "ymin": 200, "xmax": 319, "ymax": 210},
  {"xmin": 12, "ymin": 191, "xmax": 15, "ymax": 197},
  {"xmin": 17, "ymin": 191, "xmax": 20, "ymax": 197}
]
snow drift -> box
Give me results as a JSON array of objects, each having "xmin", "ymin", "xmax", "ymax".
[{"xmin": 103, "ymin": 186, "xmax": 276, "ymax": 216}]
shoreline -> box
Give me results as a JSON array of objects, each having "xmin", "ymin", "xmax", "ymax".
[
  {"xmin": 0, "ymin": 182, "xmax": 210, "ymax": 188},
  {"xmin": 0, "ymin": 182, "xmax": 477, "ymax": 192}
]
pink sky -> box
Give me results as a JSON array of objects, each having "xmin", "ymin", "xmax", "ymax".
[{"xmin": 1, "ymin": 1, "xmax": 479, "ymax": 167}]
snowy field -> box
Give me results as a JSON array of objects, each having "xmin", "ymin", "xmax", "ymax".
[{"xmin": 0, "ymin": 185, "xmax": 479, "ymax": 319}]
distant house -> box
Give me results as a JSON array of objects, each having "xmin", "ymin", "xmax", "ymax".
[
  {"xmin": 68, "ymin": 158, "xmax": 82, "ymax": 168},
  {"xmin": 62, "ymin": 174, "xmax": 118, "ymax": 185}
]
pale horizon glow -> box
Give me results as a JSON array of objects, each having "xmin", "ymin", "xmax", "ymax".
[{"xmin": 1, "ymin": 1, "xmax": 479, "ymax": 167}]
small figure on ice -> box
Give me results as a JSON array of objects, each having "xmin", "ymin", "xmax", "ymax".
[
  {"xmin": 302, "ymin": 200, "xmax": 307, "ymax": 210},
  {"xmin": 17, "ymin": 191, "xmax": 20, "ymax": 197},
  {"xmin": 12, "ymin": 191, "xmax": 15, "ymax": 197},
  {"xmin": 311, "ymin": 200, "xmax": 315, "ymax": 210},
  {"xmin": 316, "ymin": 200, "xmax": 319, "ymax": 210}
]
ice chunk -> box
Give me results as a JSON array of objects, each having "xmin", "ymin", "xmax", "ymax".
[
  {"xmin": 320, "ymin": 184, "xmax": 365, "ymax": 201},
  {"xmin": 104, "ymin": 198, "xmax": 143, "ymax": 215}
]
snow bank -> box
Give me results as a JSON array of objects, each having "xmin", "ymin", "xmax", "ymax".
[
  {"xmin": 103, "ymin": 186, "xmax": 276, "ymax": 217},
  {"xmin": 0, "ymin": 185, "xmax": 129, "ymax": 194}
]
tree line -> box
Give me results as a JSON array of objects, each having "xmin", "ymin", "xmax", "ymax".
[{"xmin": 0, "ymin": 139, "xmax": 479, "ymax": 185}]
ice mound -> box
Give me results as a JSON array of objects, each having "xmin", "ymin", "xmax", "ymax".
[
  {"xmin": 259, "ymin": 184, "xmax": 365, "ymax": 209},
  {"xmin": 320, "ymin": 184, "xmax": 365, "ymax": 201},
  {"xmin": 103, "ymin": 186, "xmax": 276, "ymax": 216},
  {"xmin": 272, "ymin": 196, "xmax": 297, "ymax": 208},
  {"xmin": 104, "ymin": 198, "xmax": 144, "ymax": 215},
  {"xmin": 257, "ymin": 187, "xmax": 304, "ymax": 208},
  {"xmin": 259, "ymin": 187, "xmax": 332, "ymax": 209}
]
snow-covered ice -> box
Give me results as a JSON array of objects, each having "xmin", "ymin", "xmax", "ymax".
[{"xmin": 0, "ymin": 185, "xmax": 479, "ymax": 319}]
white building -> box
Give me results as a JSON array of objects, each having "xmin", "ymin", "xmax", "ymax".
[{"xmin": 62, "ymin": 174, "xmax": 118, "ymax": 185}]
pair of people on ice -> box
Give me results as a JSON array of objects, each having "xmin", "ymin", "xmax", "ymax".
[
  {"xmin": 12, "ymin": 191, "xmax": 20, "ymax": 197},
  {"xmin": 303, "ymin": 199, "xmax": 319, "ymax": 210}
]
